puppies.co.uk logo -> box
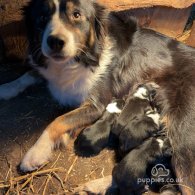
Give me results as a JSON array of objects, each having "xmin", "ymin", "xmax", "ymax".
[
  {"xmin": 151, "ymin": 164, "xmax": 170, "ymax": 177},
  {"xmin": 137, "ymin": 164, "xmax": 183, "ymax": 185}
]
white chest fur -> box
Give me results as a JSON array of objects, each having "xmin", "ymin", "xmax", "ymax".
[{"xmin": 38, "ymin": 59, "xmax": 95, "ymax": 106}]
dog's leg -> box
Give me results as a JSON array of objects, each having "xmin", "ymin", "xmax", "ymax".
[
  {"xmin": 0, "ymin": 71, "xmax": 37, "ymax": 100},
  {"xmin": 20, "ymin": 101, "xmax": 103, "ymax": 172}
]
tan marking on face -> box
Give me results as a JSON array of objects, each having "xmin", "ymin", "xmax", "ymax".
[
  {"xmin": 89, "ymin": 26, "xmax": 95, "ymax": 47},
  {"xmin": 66, "ymin": 1, "xmax": 75, "ymax": 12},
  {"xmin": 75, "ymin": 28, "xmax": 87, "ymax": 48}
]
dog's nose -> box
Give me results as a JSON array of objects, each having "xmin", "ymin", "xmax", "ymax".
[{"xmin": 47, "ymin": 35, "xmax": 65, "ymax": 52}]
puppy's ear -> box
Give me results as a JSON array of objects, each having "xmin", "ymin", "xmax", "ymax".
[{"xmin": 93, "ymin": 3, "xmax": 108, "ymax": 40}]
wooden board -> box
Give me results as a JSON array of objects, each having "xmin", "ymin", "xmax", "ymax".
[
  {"xmin": 186, "ymin": 22, "xmax": 195, "ymax": 47},
  {"xmin": 148, "ymin": 7, "xmax": 191, "ymax": 38},
  {"xmin": 118, "ymin": 6, "xmax": 192, "ymax": 38},
  {"xmin": 98, "ymin": 0, "xmax": 195, "ymax": 11}
]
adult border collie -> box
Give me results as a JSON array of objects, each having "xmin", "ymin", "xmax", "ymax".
[{"xmin": 0, "ymin": 0, "xmax": 194, "ymax": 193}]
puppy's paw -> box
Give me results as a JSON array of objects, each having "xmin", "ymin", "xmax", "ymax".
[
  {"xmin": 74, "ymin": 129, "xmax": 107, "ymax": 157},
  {"xmin": 74, "ymin": 132, "xmax": 99, "ymax": 157},
  {"xmin": 20, "ymin": 131, "xmax": 54, "ymax": 172}
]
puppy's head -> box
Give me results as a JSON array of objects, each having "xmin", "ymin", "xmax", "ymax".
[{"xmin": 24, "ymin": 0, "xmax": 107, "ymax": 65}]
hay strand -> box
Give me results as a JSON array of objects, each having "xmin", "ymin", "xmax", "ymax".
[
  {"xmin": 0, "ymin": 167, "xmax": 64, "ymax": 190},
  {"xmin": 64, "ymin": 156, "xmax": 78, "ymax": 182}
]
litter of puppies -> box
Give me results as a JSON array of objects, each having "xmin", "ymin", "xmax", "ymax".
[{"xmin": 75, "ymin": 83, "xmax": 180, "ymax": 194}]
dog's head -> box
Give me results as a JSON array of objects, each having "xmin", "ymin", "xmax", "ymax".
[{"xmin": 24, "ymin": 0, "xmax": 107, "ymax": 65}]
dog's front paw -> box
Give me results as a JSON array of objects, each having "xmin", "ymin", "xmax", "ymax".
[
  {"xmin": 0, "ymin": 72, "xmax": 36, "ymax": 100},
  {"xmin": 20, "ymin": 146, "xmax": 51, "ymax": 172},
  {"xmin": 20, "ymin": 131, "xmax": 54, "ymax": 172},
  {"xmin": 0, "ymin": 82, "xmax": 17, "ymax": 100}
]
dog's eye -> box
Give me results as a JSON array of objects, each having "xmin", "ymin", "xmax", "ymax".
[{"xmin": 72, "ymin": 11, "xmax": 81, "ymax": 20}]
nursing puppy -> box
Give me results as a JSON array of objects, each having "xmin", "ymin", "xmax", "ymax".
[
  {"xmin": 0, "ymin": 0, "xmax": 194, "ymax": 191},
  {"xmin": 112, "ymin": 84, "xmax": 160, "ymax": 155},
  {"xmin": 75, "ymin": 99, "xmax": 125, "ymax": 156},
  {"xmin": 112, "ymin": 137, "xmax": 177, "ymax": 195},
  {"xmin": 147, "ymin": 137, "xmax": 177, "ymax": 193}
]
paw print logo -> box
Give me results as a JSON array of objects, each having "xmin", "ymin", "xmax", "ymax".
[{"xmin": 151, "ymin": 164, "xmax": 170, "ymax": 177}]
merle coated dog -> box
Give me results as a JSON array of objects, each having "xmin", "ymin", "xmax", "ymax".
[{"xmin": 0, "ymin": 0, "xmax": 194, "ymax": 192}]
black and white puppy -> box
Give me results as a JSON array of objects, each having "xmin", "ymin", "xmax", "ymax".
[
  {"xmin": 112, "ymin": 84, "xmax": 160, "ymax": 155},
  {"xmin": 75, "ymin": 98, "xmax": 125, "ymax": 156},
  {"xmin": 112, "ymin": 136, "xmax": 177, "ymax": 195},
  {"xmin": 147, "ymin": 137, "xmax": 178, "ymax": 194}
]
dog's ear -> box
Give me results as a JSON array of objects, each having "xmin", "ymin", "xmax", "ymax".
[{"xmin": 93, "ymin": 3, "xmax": 108, "ymax": 40}]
